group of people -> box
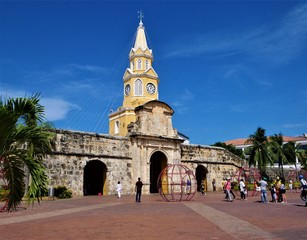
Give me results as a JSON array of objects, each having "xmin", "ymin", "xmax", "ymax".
[
  {"xmin": 116, "ymin": 175, "xmax": 307, "ymax": 206},
  {"xmin": 268, "ymin": 177, "xmax": 287, "ymax": 203},
  {"xmin": 223, "ymin": 175, "xmax": 307, "ymax": 206},
  {"xmin": 223, "ymin": 177, "xmax": 237, "ymax": 202}
]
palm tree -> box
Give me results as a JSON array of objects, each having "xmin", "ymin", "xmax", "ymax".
[
  {"xmin": 268, "ymin": 133, "xmax": 288, "ymax": 178},
  {"xmin": 0, "ymin": 94, "xmax": 54, "ymax": 212},
  {"xmin": 245, "ymin": 127, "xmax": 273, "ymax": 176},
  {"xmin": 283, "ymin": 141, "xmax": 307, "ymax": 176}
]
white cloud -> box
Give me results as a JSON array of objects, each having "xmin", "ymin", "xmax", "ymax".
[
  {"xmin": 69, "ymin": 64, "xmax": 107, "ymax": 74},
  {"xmin": 25, "ymin": 63, "xmax": 108, "ymax": 84},
  {"xmin": 164, "ymin": 3, "xmax": 307, "ymax": 65},
  {"xmin": 0, "ymin": 88, "xmax": 29, "ymax": 98},
  {"xmin": 0, "ymin": 87, "xmax": 78, "ymax": 122},
  {"xmin": 171, "ymin": 89, "xmax": 194, "ymax": 114},
  {"xmin": 40, "ymin": 98, "xmax": 79, "ymax": 121},
  {"xmin": 255, "ymin": 80, "xmax": 272, "ymax": 87}
]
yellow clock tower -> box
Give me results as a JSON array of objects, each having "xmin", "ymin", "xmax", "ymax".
[{"xmin": 109, "ymin": 17, "xmax": 159, "ymax": 136}]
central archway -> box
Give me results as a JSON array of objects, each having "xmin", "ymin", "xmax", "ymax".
[
  {"xmin": 150, "ymin": 151, "xmax": 167, "ymax": 193},
  {"xmin": 196, "ymin": 165, "xmax": 208, "ymax": 192},
  {"xmin": 83, "ymin": 160, "xmax": 107, "ymax": 196}
]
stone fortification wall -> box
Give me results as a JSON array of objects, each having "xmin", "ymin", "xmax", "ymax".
[
  {"xmin": 44, "ymin": 130, "xmax": 244, "ymax": 196},
  {"xmin": 45, "ymin": 129, "xmax": 132, "ymax": 196},
  {"xmin": 181, "ymin": 144, "xmax": 243, "ymax": 191}
]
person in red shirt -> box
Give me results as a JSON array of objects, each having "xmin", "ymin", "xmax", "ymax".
[{"xmin": 224, "ymin": 177, "xmax": 233, "ymax": 202}]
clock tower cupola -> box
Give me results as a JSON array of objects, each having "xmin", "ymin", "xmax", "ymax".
[
  {"xmin": 123, "ymin": 16, "xmax": 159, "ymax": 108},
  {"xmin": 109, "ymin": 14, "xmax": 160, "ymax": 136}
]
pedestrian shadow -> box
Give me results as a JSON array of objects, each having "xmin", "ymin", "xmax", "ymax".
[{"xmin": 293, "ymin": 204, "xmax": 307, "ymax": 207}]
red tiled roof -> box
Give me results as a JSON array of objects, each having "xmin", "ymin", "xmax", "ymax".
[
  {"xmin": 224, "ymin": 136, "xmax": 307, "ymax": 146},
  {"xmin": 224, "ymin": 138, "xmax": 248, "ymax": 146}
]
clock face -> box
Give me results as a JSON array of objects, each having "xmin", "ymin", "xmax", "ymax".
[
  {"xmin": 146, "ymin": 83, "xmax": 156, "ymax": 94},
  {"xmin": 124, "ymin": 84, "xmax": 131, "ymax": 96}
]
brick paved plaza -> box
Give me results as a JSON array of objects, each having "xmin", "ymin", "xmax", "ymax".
[{"xmin": 0, "ymin": 191, "xmax": 306, "ymax": 240}]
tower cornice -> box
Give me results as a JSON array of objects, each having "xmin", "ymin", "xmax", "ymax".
[
  {"xmin": 123, "ymin": 73, "xmax": 159, "ymax": 82},
  {"xmin": 129, "ymin": 53, "xmax": 154, "ymax": 61}
]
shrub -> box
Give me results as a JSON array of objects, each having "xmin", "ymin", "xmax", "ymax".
[
  {"xmin": 246, "ymin": 183, "xmax": 255, "ymax": 191},
  {"xmin": 293, "ymin": 182, "xmax": 301, "ymax": 189},
  {"xmin": 54, "ymin": 186, "xmax": 72, "ymax": 199},
  {"xmin": 0, "ymin": 188, "xmax": 9, "ymax": 201}
]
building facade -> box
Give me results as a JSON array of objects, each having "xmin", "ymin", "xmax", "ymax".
[{"xmin": 45, "ymin": 19, "xmax": 243, "ymax": 196}]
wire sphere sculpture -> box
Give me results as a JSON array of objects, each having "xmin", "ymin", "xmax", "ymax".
[
  {"xmin": 232, "ymin": 167, "xmax": 261, "ymax": 197},
  {"xmin": 157, "ymin": 163, "xmax": 197, "ymax": 202}
]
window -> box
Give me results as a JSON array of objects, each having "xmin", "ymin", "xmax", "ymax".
[
  {"xmin": 135, "ymin": 79, "xmax": 143, "ymax": 96},
  {"xmin": 115, "ymin": 120, "xmax": 120, "ymax": 134},
  {"xmin": 145, "ymin": 60, "xmax": 149, "ymax": 70},
  {"xmin": 137, "ymin": 59, "xmax": 142, "ymax": 70}
]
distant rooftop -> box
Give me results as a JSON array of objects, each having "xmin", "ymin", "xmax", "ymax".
[{"xmin": 225, "ymin": 134, "xmax": 307, "ymax": 146}]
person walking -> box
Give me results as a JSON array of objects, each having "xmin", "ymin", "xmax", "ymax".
[
  {"xmin": 299, "ymin": 175, "xmax": 307, "ymax": 207},
  {"xmin": 200, "ymin": 180, "xmax": 206, "ymax": 196},
  {"xmin": 222, "ymin": 178, "xmax": 227, "ymax": 198},
  {"xmin": 288, "ymin": 179, "xmax": 293, "ymax": 192},
  {"xmin": 224, "ymin": 177, "xmax": 233, "ymax": 202},
  {"xmin": 270, "ymin": 184, "xmax": 277, "ymax": 203},
  {"xmin": 186, "ymin": 179, "xmax": 191, "ymax": 194},
  {"xmin": 135, "ymin": 177, "xmax": 143, "ymax": 203},
  {"xmin": 212, "ymin": 179, "xmax": 216, "ymax": 191},
  {"xmin": 116, "ymin": 181, "xmax": 122, "ymax": 198},
  {"xmin": 275, "ymin": 177, "xmax": 282, "ymax": 202},
  {"xmin": 280, "ymin": 178, "xmax": 287, "ymax": 203},
  {"xmin": 239, "ymin": 179, "xmax": 246, "ymax": 200},
  {"xmin": 259, "ymin": 177, "xmax": 268, "ymax": 203}
]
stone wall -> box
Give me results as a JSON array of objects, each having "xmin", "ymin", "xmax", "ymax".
[
  {"xmin": 181, "ymin": 144, "xmax": 243, "ymax": 191},
  {"xmin": 45, "ymin": 129, "xmax": 132, "ymax": 195},
  {"xmin": 44, "ymin": 129, "xmax": 244, "ymax": 196}
]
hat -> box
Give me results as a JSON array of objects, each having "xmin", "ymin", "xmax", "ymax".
[
  {"xmin": 226, "ymin": 177, "xmax": 231, "ymax": 180},
  {"xmin": 262, "ymin": 177, "xmax": 267, "ymax": 181}
]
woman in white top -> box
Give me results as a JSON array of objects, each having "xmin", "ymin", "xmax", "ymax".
[
  {"xmin": 116, "ymin": 181, "xmax": 122, "ymax": 198},
  {"xmin": 239, "ymin": 179, "xmax": 246, "ymax": 200}
]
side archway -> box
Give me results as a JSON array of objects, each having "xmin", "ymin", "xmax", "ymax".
[
  {"xmin": 150, "ymin": 151, "xmax": 167, "ymax": 193},
  {"xmin": 83, "ymin": 160, "xmax": 107, "ymax": 196},
  {"xmin": 196, "ymin": 165, "xmax": 208, "ymax": 192}
]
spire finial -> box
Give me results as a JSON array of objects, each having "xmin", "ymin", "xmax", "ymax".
[{"xmin": 138, "ymin": 10, "xmax": 144, "ymax": 24}]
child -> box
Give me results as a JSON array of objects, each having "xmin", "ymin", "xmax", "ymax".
[{"xmin": 271, "ymin": 185, "xmax": 277, "ymax": 203}]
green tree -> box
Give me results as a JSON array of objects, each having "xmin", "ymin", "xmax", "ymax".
[
  {"xmin": 268, "ymin": 133, "xmax": 288, "ymax": 178},
  {"xmin": 0, "ymin": 94, "xmax": 54, "ymax": 212},
  {"xmin": 283, "ymin": 141, "xmax": 307, "ymax": 172},
  {"xmin": 300, "ymin": 150, "xmax": 307, "ymax": 170},
  {"xmin": 212, "ymin": 142, "xmax": 244, "ymax": 159},
  {"xmin": 245, "ymin": 127, "xmax": 273, "ymax": 176}
]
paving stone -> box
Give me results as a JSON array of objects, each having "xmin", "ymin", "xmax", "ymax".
[{"xmin": 0, "ymin": 192, "xmax": 306, "ymax": 240}]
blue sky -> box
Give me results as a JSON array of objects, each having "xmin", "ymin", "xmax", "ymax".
[{"xmin": 1, "ymin": 1, "xmax": 307, "ymax": 145}]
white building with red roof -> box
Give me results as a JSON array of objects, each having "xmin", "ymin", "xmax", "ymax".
[{"xmin": 224, "ymin": 134, "xmax": 307, "ymax": 171}]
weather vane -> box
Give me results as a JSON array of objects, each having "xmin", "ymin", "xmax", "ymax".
[{"xmin": 138, "ymin": 10, "xmax": 144, "ymax": 22}]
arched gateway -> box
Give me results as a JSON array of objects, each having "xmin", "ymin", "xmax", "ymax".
[
  {"xmin": 150, "ymin": 151, "xmax": 167, "ymax": 193},
  {"xmin": 196, "ymin": 165, "xmax": 208, "ymax": 192},
  {"xmin": 83, "ymin": 160, "xmax": 107, "ymax": 196}
]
